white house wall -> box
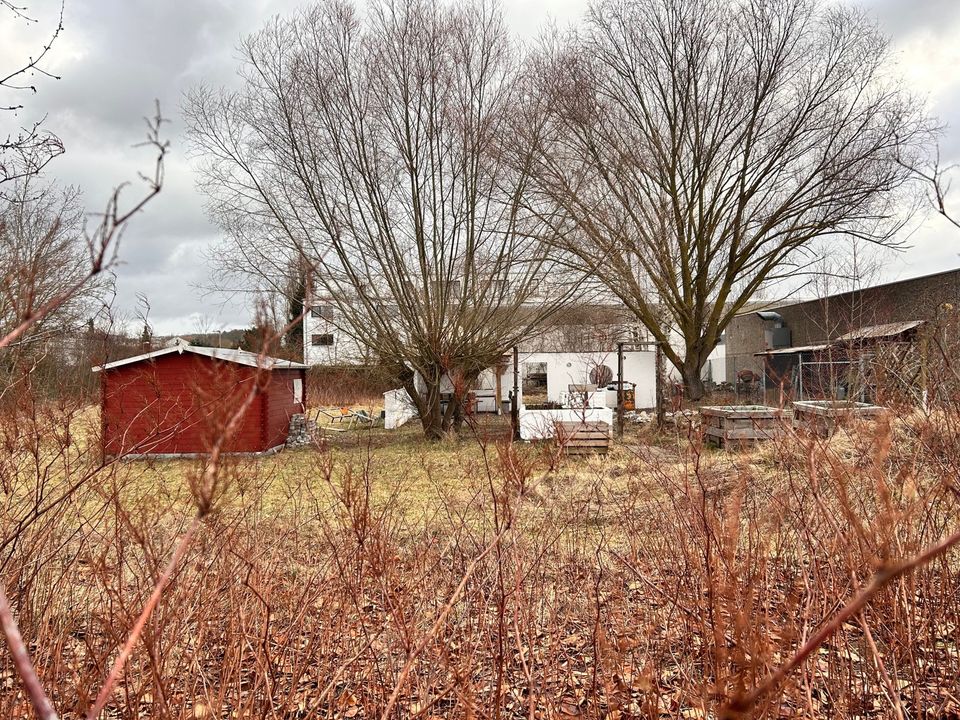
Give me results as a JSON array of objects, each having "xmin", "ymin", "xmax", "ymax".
[
  {"xmin": 519, "ymin": 407, "xmax": 614, "ymax": 440},
  {"xmin": 302, "ymin": 306, "xmax": 368, "ymax": 365},
  {"xmin": 665, "ymin": 327, "xmax": 727, "ymax": 384},
  {"xmin": 514, "ymin": 350, "xmax": 657, "ymax": 409},
  {"xmin": 702, "ymin": 343, "xmax": 726, "ymax": 384}
]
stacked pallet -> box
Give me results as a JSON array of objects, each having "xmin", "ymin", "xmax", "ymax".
[
  {"xmin": 792, "ymin": 400, "xmax": 887, "ymax": 437},
  {"xmin": 701, "ymin": 405, "xmax": 787, "ymax": 449},
  {"xmin": 556, "ymin": 421, "xmax": 611, "ymax": 455}
]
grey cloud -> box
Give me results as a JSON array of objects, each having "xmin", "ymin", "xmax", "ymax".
[
  {"xmin": 930, "ymin": 84, "xmax": 960, "ymax": 161},
  {"xmin": 4, "ymin": 0, "xmax": 960, "ymax": 334},
  {"xmin": 44, "ymin": 0, "xmax": 252, "ymax": 134},
  {"xmin": 861, "ymin": 0, "xmax": 960, "ymax": 40},
  {"xmin": 12, "ymin": 0, "xmax": 288, "ymax": 334}
]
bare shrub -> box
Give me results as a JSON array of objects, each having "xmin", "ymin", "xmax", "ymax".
[
  {"xmin": 4, "ymin": 394, "xmax": 959, "ymax": 718},
  {"xmin": 307, "ymin": 365, "xmax": 395, "ymax": 409}
]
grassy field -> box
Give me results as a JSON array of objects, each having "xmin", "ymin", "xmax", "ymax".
[{"xmin": 2, "ymin": 402, "xmax": 960, "ymax": 719}]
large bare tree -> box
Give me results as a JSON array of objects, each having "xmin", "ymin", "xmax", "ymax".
[
  {"xmin": 527, "ymin": 0, "xmax": 929, "ymax": 399},
  {"xmin": 186, "ymin": 0, "xmax": 577, "ymax": 438}
]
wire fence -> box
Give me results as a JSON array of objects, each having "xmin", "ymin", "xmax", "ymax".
[{"xmin": 702, "ymin": 350, "xmax": 909, "ymax": 407}]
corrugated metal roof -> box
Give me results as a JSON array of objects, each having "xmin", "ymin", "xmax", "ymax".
[
  {"xmin": 837, "ymin": 319, "xmax": 924, "ymax": 341},
  {"xmin": 756, "ymin": 343, "xmax": 829, "ymax": 356},
  {"xmin": 755, "ymin": 319, "xmax": 924, "ymax": 356},
  {"xmin": 92, "ymin": 340, "xmax": 308, "ymax": 373}
]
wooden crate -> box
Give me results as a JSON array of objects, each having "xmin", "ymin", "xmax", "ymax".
[
  {"xmin": 792, "ymin": 401, "xmax": 887, "ymax": 437},
  {"xmin": 556, "ymin": 421, "xmax": 611, "ymax": 455},
  {"xmin": 701, "ymin": 405, "xmax": 787, "ymax": 449}
]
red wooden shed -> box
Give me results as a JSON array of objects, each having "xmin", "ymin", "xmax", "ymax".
[{"xmin": 94, "ymin": 339, "xmax": 308, "ymax": 457}]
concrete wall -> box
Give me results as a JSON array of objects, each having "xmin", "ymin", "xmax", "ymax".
[
  {"xmin": 660, "ymin": 327, "xmax": 727, "ymax": 384},
  {"xmin": 724, "ymin": 314, "xmax": 773, "ymax": 379},
  {"xmin": 702, "ymin": 343, "xmax": 726, "ymax": 384},
  {"xmin": 519, "ymin": 407, "xmax": 614, "ymax": 440}
]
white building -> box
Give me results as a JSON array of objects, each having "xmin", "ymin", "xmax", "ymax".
[
  {"xmin": 302, "ymin": 294, "xmax": 369, "ymax": 366},
  {"xmin": 302, "ymin": 292, "xmax": 725, "ymax": 389}
]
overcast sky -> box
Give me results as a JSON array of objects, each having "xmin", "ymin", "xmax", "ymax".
[{"xmin": 2, "ymin": 0, "xmax": 960, "ymax": 335}]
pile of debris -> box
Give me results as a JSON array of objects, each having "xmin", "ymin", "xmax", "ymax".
[
  {"xmin": 665, "ymin": 409, "xmax": 700, "ymax": 429},
  {"xmin": 622, "ymin": 409, "xmax": 702, "ymax": 428},
  {"xmin": 624, "ymin": 410, "xmax": 655, "ymax": 424}
]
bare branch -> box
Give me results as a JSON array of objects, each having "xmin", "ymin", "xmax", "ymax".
[{"xmin": 526, "ymin": 0, "xmax": 930, "ymax": 398}]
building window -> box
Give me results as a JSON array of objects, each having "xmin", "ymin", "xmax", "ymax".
[
  {"xmin": 311, "ymin": 304, "xmax": 334, "ymax": 319},
  {"xmin": 311, "ymin": 333, "xmax": 334, "ymax": 346}
]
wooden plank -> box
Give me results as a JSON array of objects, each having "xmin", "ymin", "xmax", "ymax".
[
  {"xmin": 728, "ymin": 428, "xmax": 782, "ymax": 440},
  {"xmin": 706, "ymin": 426, "xmax": 784, "ymax": 442},
  {"xmin": 557, "ymin": 422, "xmax": 611, "ymax": 432},
  {"xmin": 554, "ymin": 419, "xmax": 612, "ymax": 455}
]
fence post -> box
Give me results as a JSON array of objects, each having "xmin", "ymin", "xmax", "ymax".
[
  {"xmin": 655, "ymin": 342, "xmax": 666, "ymax": 428},
  {"xmin": 859, "ymin": 355, "xmax": 867, "ymax": 403},
  {"xmin": 762, "ymin": 357, "xmax": 767, "ymax": 405},
  {"xmin": 511, "ymin": 346, "xmax": 520, "ymax": 441},
  {"xmin": 798, "ymin": 355, "xmax": 803, "ymax": 402},
  {"xmin": 617, "ymin": 342, "xmax": 624, "ymax": 440}
]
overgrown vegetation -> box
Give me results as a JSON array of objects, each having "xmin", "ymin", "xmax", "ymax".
[{"xmin": 2, "ymin": 395, "xmax": 959, "ymax": 718}]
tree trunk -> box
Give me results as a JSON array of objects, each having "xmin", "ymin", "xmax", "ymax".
[
  {"xmin": 680, "ymin": 360, "xmax": 706, "ymax": 402},
  {"xmin": 419, "ymin": 392, "xmax": 444, "ymax": 440},
  {"xmin": 449, "ymin": 370, "xmax": 480, "ymax": 434},
  {"xmin": 451, "ymin": 400, "xmax": 465, "ymax": 433},
  {"xmin": 399, "ymin": 370, "xmax": 445, "ymax": 440}
]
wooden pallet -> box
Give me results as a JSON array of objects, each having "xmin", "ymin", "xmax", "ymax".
[
  {"xmin": 556, "ymin": 421, "xmax": 611, "ymax": 455},
  {"xmin": 701, "ymin": 406, "xmax": 787, "ymax": 449}
]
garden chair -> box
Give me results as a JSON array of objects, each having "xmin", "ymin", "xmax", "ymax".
[{"xmin": 316, "ymin": 407, "xmax": 353, "ymax": 424}]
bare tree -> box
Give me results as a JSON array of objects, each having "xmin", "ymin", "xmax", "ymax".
[
  {"xmin": 527, "ymin": 0, "xmax": 929, "ymax": 399},
  {"xmin": 186, "ymin": 0, "xmax": 579, "ymax": 438},
  {"xmin": 0, "ymin": 1, "xmax": 65, "ymax": 186},
  {"xmin": 0, "ymin": 111, "xmax": 165, "ymax": 720},
  {"xmin": 0, "ymin": 178, "xmax": 94, "ymax": 346}
]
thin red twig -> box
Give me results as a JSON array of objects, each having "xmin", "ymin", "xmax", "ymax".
[
  {"xmin": 0, "ymin": 582, "xmax": 59, "ymax": 720},
  {"xmin": 85, "ymin": 515, "xmax": 202, "ymax": 720},
  {"xmin": 723, "ymin": 524, "xmax": 960, "ymax": 717}
]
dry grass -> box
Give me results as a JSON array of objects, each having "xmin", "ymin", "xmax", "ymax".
[{"xmin": 2, "ymin": 401, "xmax": 960, "ymax": 719}]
